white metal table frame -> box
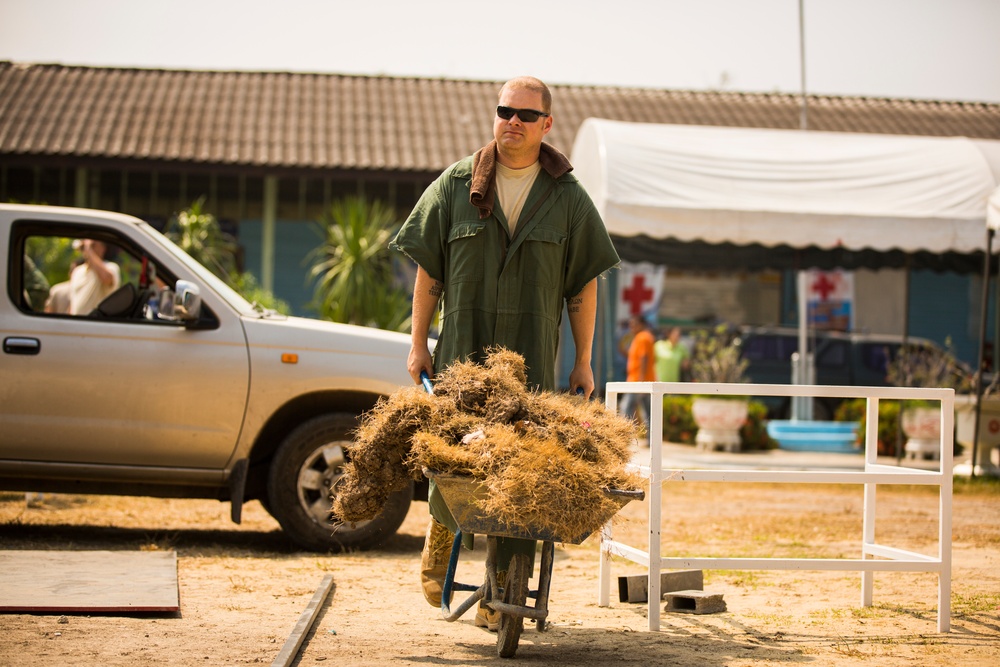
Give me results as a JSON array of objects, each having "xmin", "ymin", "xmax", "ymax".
[{"xmin": 599, "ymin": 381, "xmax": 953, "ymax": 633}]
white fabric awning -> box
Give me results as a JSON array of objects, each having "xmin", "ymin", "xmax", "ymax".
[
  {"xmin": 988, "ymin": 186, "xmax": 1000, "ymax": 232},
  {"xmin": 571, "ymin": 119, "xmax": 1000, "ymax": 255}
]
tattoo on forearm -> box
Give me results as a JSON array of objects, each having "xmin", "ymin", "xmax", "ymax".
[
  {"xmin": 568, "ymin": 295, "xmax": 582, "ymax": 313},
  {"xmin": 429, "ymin": 281, "xmax": 444, "ymax": 297}
]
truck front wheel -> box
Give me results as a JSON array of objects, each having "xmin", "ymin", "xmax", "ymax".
[{"xmin": 266, "ymin": 413, "xmax": 411, "ymax": 552}]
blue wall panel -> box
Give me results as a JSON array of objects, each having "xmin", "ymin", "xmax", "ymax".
[{"xmin": 909, "ymin": 270, "xmax": 993, "ymax": 367}]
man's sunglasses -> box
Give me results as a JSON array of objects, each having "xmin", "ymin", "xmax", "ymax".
[{"xmin": 496, "ymin": 105, "xmax": 550, "ymax": 123}]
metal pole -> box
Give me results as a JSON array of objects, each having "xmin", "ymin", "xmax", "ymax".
[
  {"xmin": 972, "ymin": 228, "xmax": 993, "ymax": 479},
  {"xmin": 793, "ymin": 0, "xmax": 810, "ymax": 422},
  {"xmin": 798, "ymin": 0, "xmax": 808, "ymax": 131},
  {"xmin": 896, "ymin": 259, "xmax": 911, "ymax": 465},
  {"xmin": 795, "ymin": 271, "xmax": 809, "ymax": 420},
  {"xmin": 995, "ymin": 258, "xmax": 1000, "ymax": 384}
]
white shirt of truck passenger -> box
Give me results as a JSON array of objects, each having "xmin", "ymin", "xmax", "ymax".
[{"xmin": 68, "ymin": 240, "xmax": 121, "ymax": 315}]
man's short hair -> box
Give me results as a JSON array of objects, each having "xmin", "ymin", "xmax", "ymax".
[{"xmin": 499, "ymin": 76, "xmax": 552, "ymax": 114}]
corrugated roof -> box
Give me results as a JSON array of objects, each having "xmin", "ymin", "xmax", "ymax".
[{"xmin": 1, "ymin": 62, "xmax": 998, "ymax": 173}]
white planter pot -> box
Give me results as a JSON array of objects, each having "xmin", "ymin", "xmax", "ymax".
[
  {"xmin": 953, "ymin": 395, "xmax": 1000, "ymax": 476},
  {"xmin": 902, "ymin": 405, "xmax": 941, "ymax": 460},
  {"xmin": 692, "ymin": 397, "xmax": 749, "ymax": 453}
]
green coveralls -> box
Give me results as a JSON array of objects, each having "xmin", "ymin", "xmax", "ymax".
[{"xmin": 391, "ymin": 145, "xmax": 620, "ymax": 570}]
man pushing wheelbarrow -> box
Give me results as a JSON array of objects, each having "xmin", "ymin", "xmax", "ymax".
[{"xmin": 387, "ymin": 74, "xmax": 621, "ymax": 644}]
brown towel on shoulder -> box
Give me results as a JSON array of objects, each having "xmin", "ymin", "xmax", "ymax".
[{"xmin": 470, "ymin": 141, "xmax": 574, "ymax": 219}]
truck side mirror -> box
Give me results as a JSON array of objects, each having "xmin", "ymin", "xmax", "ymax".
[
  {"xmin": 173, "ymin": 280, "xmax": 202, "ymax": 322},
  {"xmin": 158, "ymin": 280, "xmax": 201, "ymax": 323}
]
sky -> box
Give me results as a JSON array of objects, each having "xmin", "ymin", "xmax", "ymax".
[{"xmin": 1, "ymin": 0, "xmax": 998, "ymax": 103}]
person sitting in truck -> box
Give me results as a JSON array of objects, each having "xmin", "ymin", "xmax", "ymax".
[{"xmin": 68, "ymin": 239, "xmax": 120, "ymax": 315}]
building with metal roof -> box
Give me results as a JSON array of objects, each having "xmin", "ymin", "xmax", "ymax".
[{"xmin": 2, "ymin": 62, "xmax": 999, "ymax": 370}]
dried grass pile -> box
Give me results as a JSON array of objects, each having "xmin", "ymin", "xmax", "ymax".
[{"xmin": 333, "ymin": 348, "xmax": 645, "ymax": 541}]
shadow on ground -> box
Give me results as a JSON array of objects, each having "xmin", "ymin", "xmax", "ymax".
[{"xmin": 0, "ymin": 521, "xmax": 424, "ymax": 557}]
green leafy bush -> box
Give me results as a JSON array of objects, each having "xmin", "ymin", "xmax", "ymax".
[
  {"xmin": 833, "ymin": 397, "xmax": 865, "ymax": 423},
  {"xmin": 661, "ymin": 395, "xmax": 696, "ymax": 444},
  {"xmin": 741, "ymin": 400, "xmax": 779, "ymax": 451},
  {"xmin": 834, "ymin": 398, "xmax": 901, "ymax": 456},
  {"xmin": 231, "ymin": 271, "xmax": 291, "ymax": 314}
]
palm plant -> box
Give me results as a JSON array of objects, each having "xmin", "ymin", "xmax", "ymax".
[
  {"xmin": 308, "ymin": 196, "xmax": 412, "ymax": 332},
  {"xmin": 165, "ymin": 197, "xmax": 238, "ymax": 279}
]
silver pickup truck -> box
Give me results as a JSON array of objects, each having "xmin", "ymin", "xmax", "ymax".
[{"xmin": 1, "ymin": 203, "xmax": 420, "ymax": 551}]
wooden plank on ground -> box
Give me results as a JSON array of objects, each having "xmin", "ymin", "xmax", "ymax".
[
  {"xmin": 270, "ymin": 574, "xmax": 335, "ymax": 667},
  {"xmin": 0, "ymin": 550, "xmax": 179, "ymax": 613}
]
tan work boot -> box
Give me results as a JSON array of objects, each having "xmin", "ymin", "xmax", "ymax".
[
  {"xmin": 474, "ymin": 604, "xmax": 501, "ymax": 631},
  {"xmin": 474, "ymin": 570, "xmax": 506, "ymax": 631},
  {"xmin": 420, "ymin": 518, "xmax": 454, "ymax": 607}
]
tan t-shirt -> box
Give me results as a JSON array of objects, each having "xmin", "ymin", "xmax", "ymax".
[
  {"xmin": 495, "ymin": 161, "xmax": 542, "ymax": 236},
  {"xmin": 69, "ymin": 262, "xmax": 121, "ymax": 315}
]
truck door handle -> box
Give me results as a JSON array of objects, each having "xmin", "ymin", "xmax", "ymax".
[{"xmin": 3, "ymin": 337, "xmax": 41, "ymax": 355}]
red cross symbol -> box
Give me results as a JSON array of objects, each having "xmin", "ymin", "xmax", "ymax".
[
  {"xmin": 622, "ymin": 274, "xmax": 654, "ymax": 315},
  {"xmin": 811, "ymin": 273, "xmax": 837, "ymax": 301}
]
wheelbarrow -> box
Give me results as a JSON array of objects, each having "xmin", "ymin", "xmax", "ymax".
[{"xmin": 424, "ymin": 467, "xmax": 643, "ymax": 658}]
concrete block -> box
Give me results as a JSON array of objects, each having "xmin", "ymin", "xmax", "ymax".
[
  {"xmin": 663, "ymin": 590, "xmax": 727, "ymax": 614},
  {"xmin": 617, "ymin": 570, "xmax": 704, "ymax": 603}
]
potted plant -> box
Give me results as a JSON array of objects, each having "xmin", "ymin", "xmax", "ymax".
[
  {"xmin": 886, "ymin": 339, "xmax": 972, "ymax": 460},
  {"xmin": 689, "ymin": 326, "xmax": 751, "ymax": 452}
]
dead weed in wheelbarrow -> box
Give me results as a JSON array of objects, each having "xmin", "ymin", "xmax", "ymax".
[
  {"xmin": 332, "ymin": 348, "xmax": 645, "ymax": 540},
  {"xmin": 331, "ymin": 386, "xmax": 439, "ymax": 521}
]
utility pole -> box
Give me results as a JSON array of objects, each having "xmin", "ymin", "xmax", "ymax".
[{"xmin": 799, "ymin": 0, "xmax": 808, "ymax": 131}]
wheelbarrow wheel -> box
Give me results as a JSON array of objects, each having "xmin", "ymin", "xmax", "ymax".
[{"xmin": 496, "ymin": 552, "xmax": 530, "ymax": 658}]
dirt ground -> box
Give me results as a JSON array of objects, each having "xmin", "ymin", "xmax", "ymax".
[{"xmin": 1, "ymin": 475, "xmax": 998, "ymax": 666}]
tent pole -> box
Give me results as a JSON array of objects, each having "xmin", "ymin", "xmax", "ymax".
[
  {"xmin": 994, "ymin": 244, "xmax": 1000, "ymax": 397},
  {"xmin": 895, "ymin": 259, "xmax": 911, "ymax": 466},
  {"xmin": 972, "ymin": 229, "xmax": 993, "ymax": 479}
]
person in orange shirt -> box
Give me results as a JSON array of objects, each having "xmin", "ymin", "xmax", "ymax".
[{"xmin": 620, "ymin": 315, "xmax": 656, "ymax": 441}]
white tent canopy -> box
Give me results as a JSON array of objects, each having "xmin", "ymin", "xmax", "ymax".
[
  {"xmin": 571, "ymin": 119, "xmax": 1000, "ymax": 255},
  {"xmin": 988, "ymin": 184, "xmax": 1000, "ymax": 232}
]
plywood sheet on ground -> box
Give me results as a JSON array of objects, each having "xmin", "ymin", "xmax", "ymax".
[{"xmin": 0, "ymin": 550, "xmax": 178, "ymax": 613}]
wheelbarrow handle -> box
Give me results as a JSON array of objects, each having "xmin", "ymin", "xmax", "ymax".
[
  {"xmin": 604, "ymin": 487, "xmax": 646, "ymax": 501},
  {"xmin": 420, "ymin": 370, "xmax": 434, "ymax": 395}
]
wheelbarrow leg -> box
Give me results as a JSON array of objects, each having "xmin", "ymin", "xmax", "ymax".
[
  {"xmin": 440, "ymin": 531, "xmax": 484, "ymax": 622},
  {"xmin": 534, "ymin": 540, "xmax": 555, "ymax": 632},
  {"xmin": 484, "ymin": 534, "xmax": 499, "ymax": 600}
]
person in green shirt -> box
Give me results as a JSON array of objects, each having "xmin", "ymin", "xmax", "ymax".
[
  {"xmin": 654, "ymin": 326, "xmax": 691, "ymax": 382},
  {"xmin": 391, "ymin": 75, "xmax": 619, "ymax": 629}
]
